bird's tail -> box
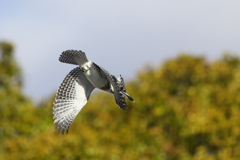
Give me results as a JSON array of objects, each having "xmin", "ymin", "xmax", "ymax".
[{"xmin": 59, "ymin": 50, "xmax": 89, "ymax": 66}]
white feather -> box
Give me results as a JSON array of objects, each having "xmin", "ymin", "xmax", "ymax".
[{"xmin": 53, "ymin": 67, "xmax": 95, "ymax": 134}]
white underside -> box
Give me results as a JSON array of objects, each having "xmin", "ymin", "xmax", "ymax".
[{"xmin": 82, "ymin": 62, "xmax": 109, "ymax": 88}]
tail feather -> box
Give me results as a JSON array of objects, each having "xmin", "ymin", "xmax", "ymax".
[{"xmin": 59, "ymin": 50, "xmax": 89, "ymax": 66}]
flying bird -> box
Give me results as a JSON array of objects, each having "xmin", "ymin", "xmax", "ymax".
[{"xmin": 53, "ymin": 50, "xmax": 134, "ymax": 134}]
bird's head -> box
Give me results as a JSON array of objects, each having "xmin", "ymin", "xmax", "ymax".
[
  {"xmin": 116, "ymin": 74, "xmax": 134, "ymax": 102},
  {"xmin": 116, "ymin": 74, "xmax": 125, "ymax": 91}
]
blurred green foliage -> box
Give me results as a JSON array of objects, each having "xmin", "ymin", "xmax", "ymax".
[{"xmin": 1, "ymin": 42, "xmax": 240, "ymax": 160}]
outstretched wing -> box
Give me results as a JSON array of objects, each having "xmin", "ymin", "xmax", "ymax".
[
  {"xmin": 92, "ymin": 63, "xmax": 127, "ymax": 110},
  {"xmin": 59, "ymin": 50, "xmax": 89, "ymax": 66},
  {"xmin": 53, "ymin": 67, "xmax": 95, "ymax": 134}
]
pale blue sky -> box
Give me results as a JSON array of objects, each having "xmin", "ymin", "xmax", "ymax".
[{"xmin": 1, "ymin": 1, "xmax": 240, "ymax": 101}]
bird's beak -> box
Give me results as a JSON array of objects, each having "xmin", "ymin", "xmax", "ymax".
[{"xmin": 121, "ymin": 92, "xmax": 135, "ymax": 102}]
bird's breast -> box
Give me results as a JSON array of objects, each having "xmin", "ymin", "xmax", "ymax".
[{"xmin": 84, "ymin": 67, "xmax": 109, "ymax": 89}]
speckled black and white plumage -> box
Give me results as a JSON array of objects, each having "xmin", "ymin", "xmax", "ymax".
[
  {"xmin": 59, "ymin": 50, "xmax": 88, "ymax": 65},
  {"xmin": 97, "ymin": 66, "xmax": 128, "ymax": 110},
  {"xmin": 53, "ymin": 50, "xmax": 134, "ymax": 134},
  {"xmin": 53, "ymin": 67, "xmax": 94, "ymax": 134}
]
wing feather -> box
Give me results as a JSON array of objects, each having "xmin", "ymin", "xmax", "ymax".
[
  {"xmin": 53, "ymin": 67, "xmax": 95, "ymax": 134},
  {"xmin": 59, "ymin": 50, "xmax": 89, "ymax": 66}
]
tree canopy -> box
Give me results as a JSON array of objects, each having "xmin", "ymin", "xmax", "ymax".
[{"xmin": 1, "ymin": 42, "xmax": 240, "ymax": 160}]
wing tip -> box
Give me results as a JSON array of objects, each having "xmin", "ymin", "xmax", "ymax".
[
  {"xmin": 121, "ymin": 106, "xmax": 128, "ymax": 110},
  {"xmin": 118, "ymin": 101, "xmax": 128, "ymax": 110},
  {"xmin": 55, "ymin": 123, "xmax": 69, "ymax": 135}
]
